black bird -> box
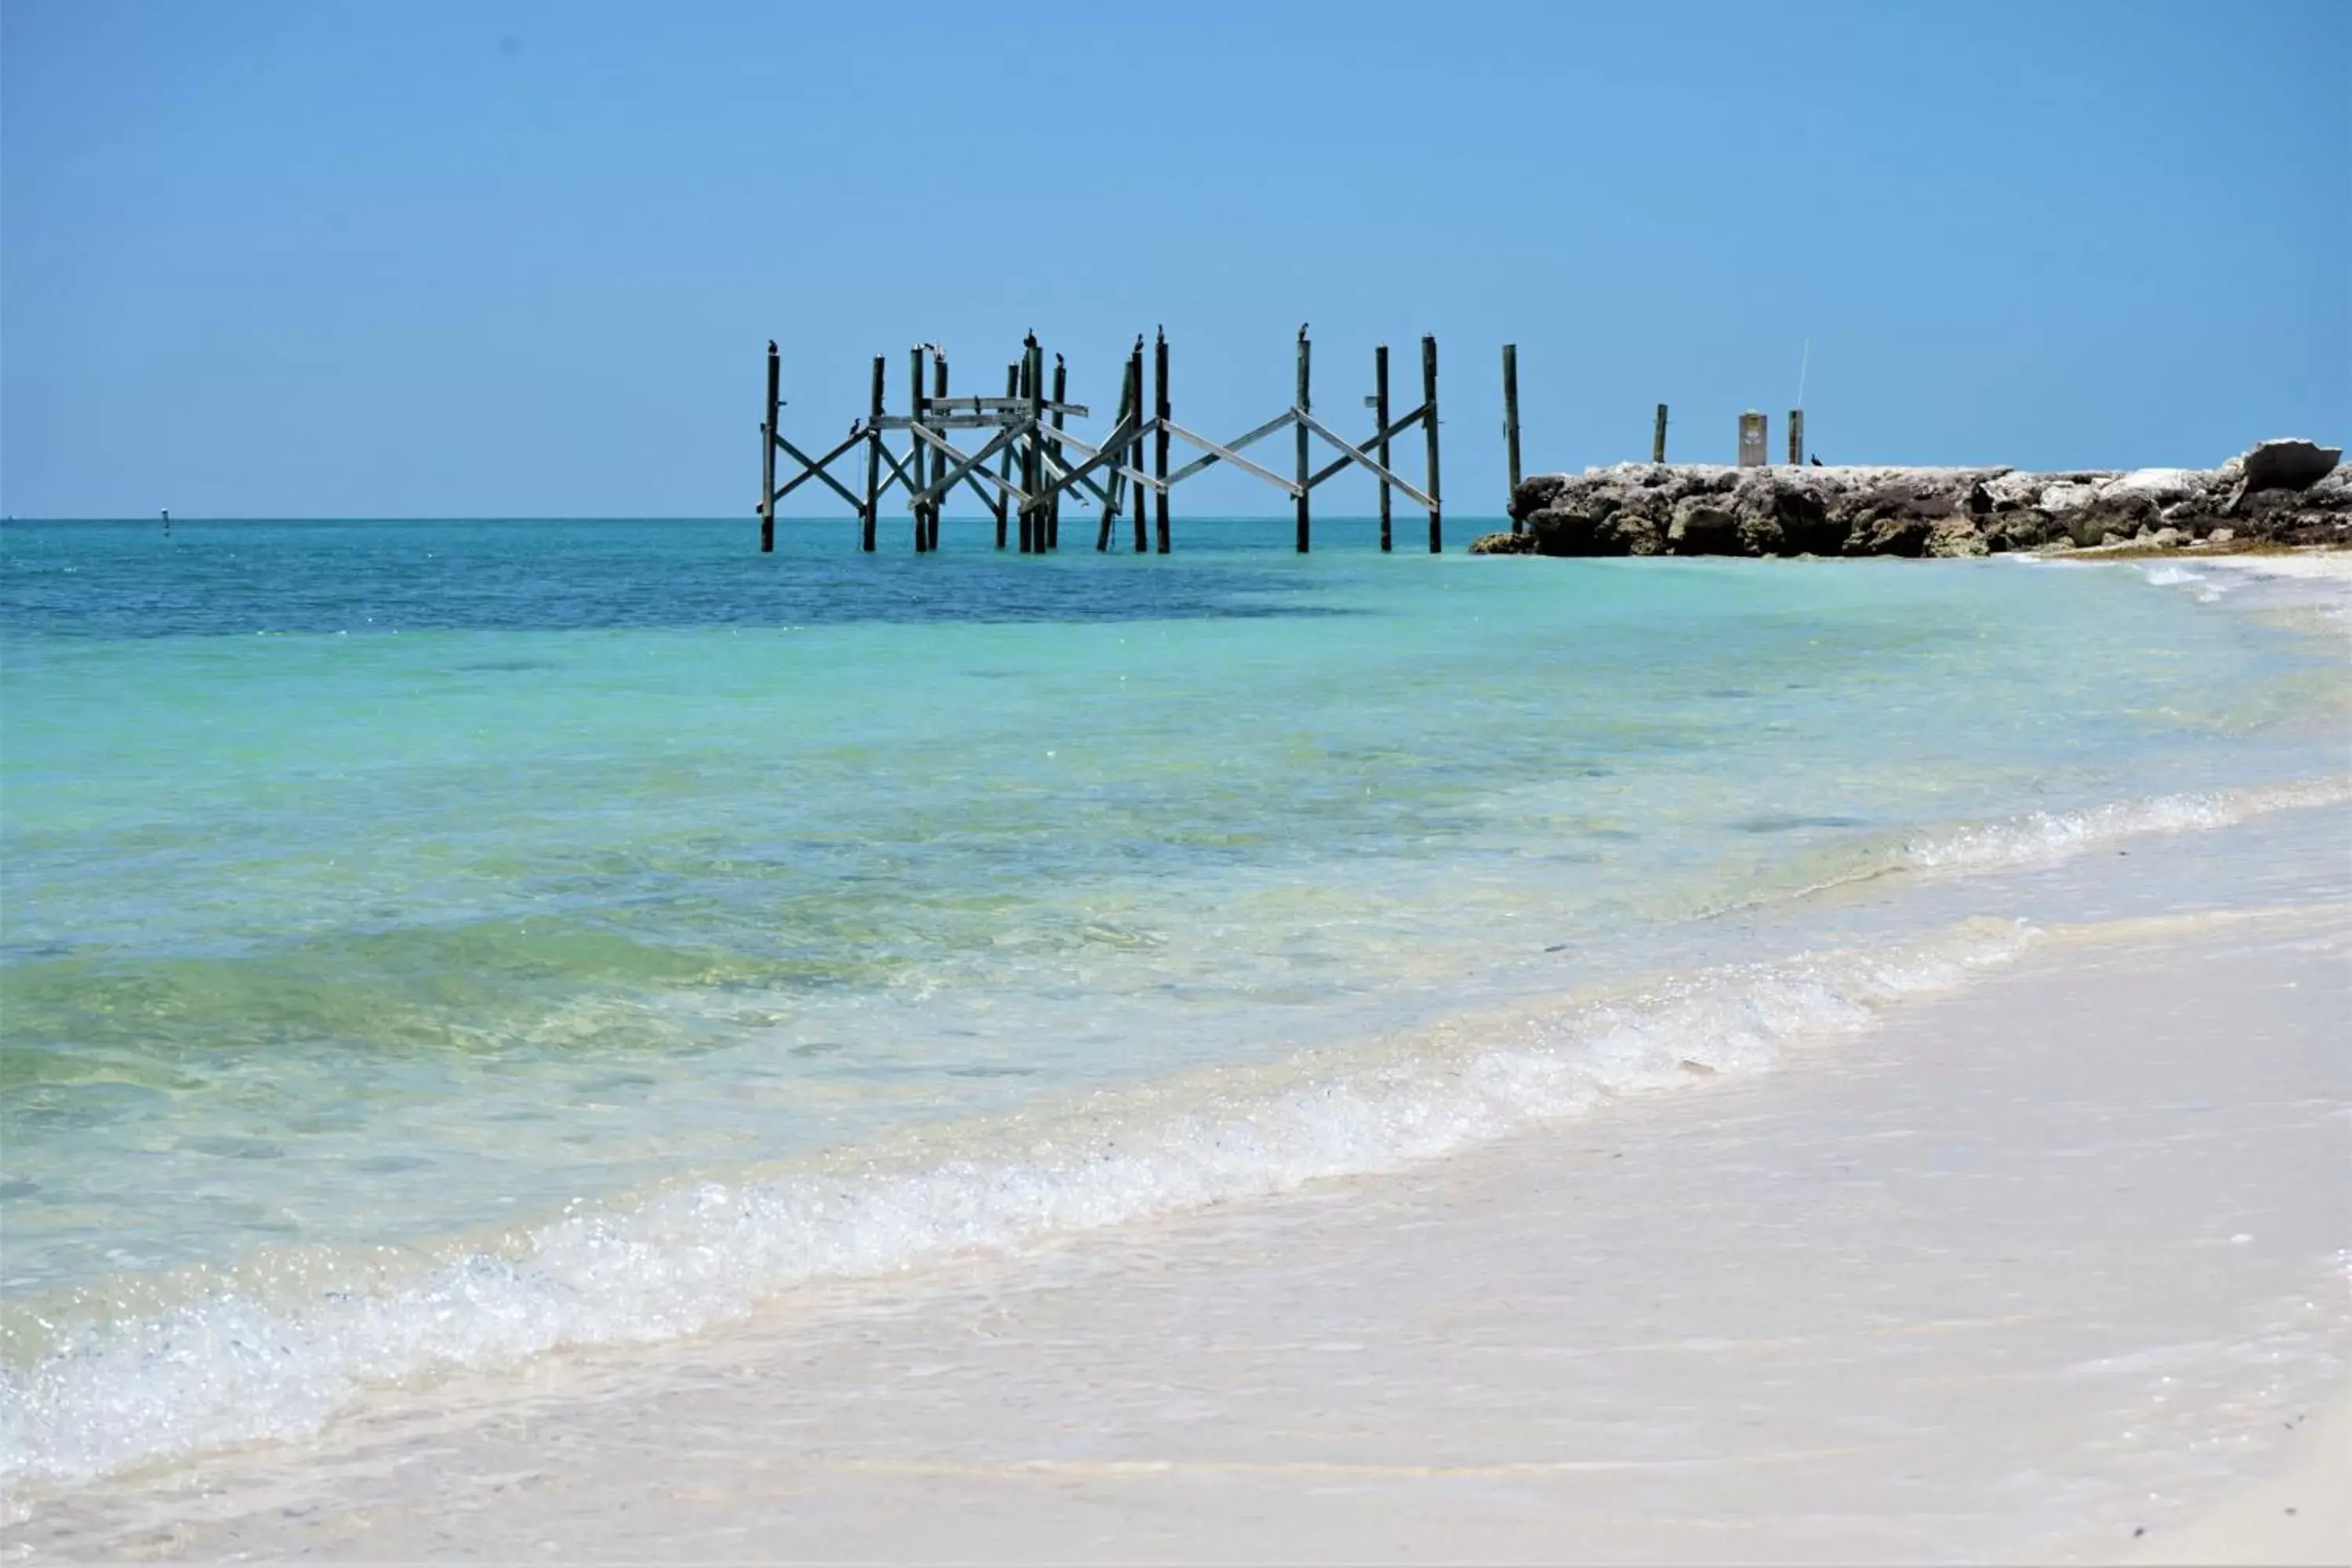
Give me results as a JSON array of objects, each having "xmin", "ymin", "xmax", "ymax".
[
  {"xmin": 849, "ymin": 418, "xmax": 863, "ymax": 437},
  {"xmin": 1298, "ymin": 321, "xmax": 1309, "ymax": 340},
  {"xmin": 1809, "ymin": 454, "xmax": 1824, "ymax": 466},
  {"xmin": 767, "ymin": 339, "xmax": 777, "ymax": 355}
]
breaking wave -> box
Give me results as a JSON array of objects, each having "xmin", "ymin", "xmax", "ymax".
[{"xmin": 1, "ymin": 920, "xmax": 2033, "ymax": 1492}]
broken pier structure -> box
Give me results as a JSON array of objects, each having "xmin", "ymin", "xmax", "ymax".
[{"xmin": 756, "ymin": 328, "xmax": 1444, "ymax": 554}]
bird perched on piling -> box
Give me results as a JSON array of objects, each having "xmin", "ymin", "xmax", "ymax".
[{"xmin": 1298, "ymin": 321, "xmax": 1308, "ymax": 340}]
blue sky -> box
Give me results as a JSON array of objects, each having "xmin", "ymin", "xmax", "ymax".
[{"xmin": 3, "ymin": 0, "xmax": 2345, "ymax": 519}]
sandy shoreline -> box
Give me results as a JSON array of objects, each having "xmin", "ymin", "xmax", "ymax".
[{"xmin": 13, "ymin": 807, "xmax": 2347, "ymax": 1563}]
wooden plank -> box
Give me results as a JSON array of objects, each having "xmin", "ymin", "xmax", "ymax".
[
  {"xmin": 1163, "ymin": 417, "xmax": 1303, "ymax": 497},
  {"xmin": 1036, "ymin": 434, "xmax": 1119, "ymax": 509},
  {"xmin": 1653, "ymin": 402, "xmax": 1668, "ymax": 465},
  {"xmin": 909, "ymin": 416, "xmax": 1028, "ymax": 507},
  {"xmin": 867, "ymin": 414, "xmax": 1026, "ymax": 431},
  {"xmin": 1161, "ymin": 409, "xmax": 1296, "ymax": 488},
  {"xmin": 1296, "ymin": 413, "xmax": 1437, "ymax": 511},
  {"xmin": 775, "ymin": 431, "xmax": 870, "ymax": 514},
  {"xmin": 882, "ymin": 394, "xmax": 1090, "ymax": 417},
  {"xmin": 770, "ymin": 426, "xmax": 871, "ymax": 504}
]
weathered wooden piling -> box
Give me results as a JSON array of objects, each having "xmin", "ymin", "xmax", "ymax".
[
  {"xmin": 1099, "ymin": 356, "xmax": 1133, "ymax": 553},
  {"xmin": 862, "ymin": 356, "xmax": 885, "ymax": 552},
  {"xmin": 1375, "ymin": 343, "xmax": 1392, "ymax": 553},
  {"xmin": 997, "ymin": 363, "xmax": 1018, "ymax": 550},
  {"xmin": 928, "ymin": 353, "xmax": 949, "ymax": 551},
  {"xmin": 1501, "ymin": 343, "xmax": 1521, "ymax": 532},
  {"xmin": 1129, "ymin": 339, "xmax": 1147, "ymax": 554},
  {"xmin": 1048, "ymin": 355, "xmax": 1069, "ymax": 551},
  {"xmin": 909, "ymin": 347, "xmax": 931, "ymax": 552},
  {"xmin": 1652, "ymin": 402, "xmax": 1668, "ymax": 465},
  {"xmin": 1016, "ymin": 351, "xmax": 1036, "ymax": 554},
  {"xmin": 1421, "ymin": 334, "xmax": 1442, "ymax": 553},
  {"xmin": 1788, "ymin": 408, "xmax": 1805, "ymax": 466},
  {"xmin": 1152, "ymin": 329, "xmax": 1171, "ymax": 554},
  {"xmin": 760, "ymin": 341, "xmax": 780, "ymax": 554},
  {"xmin": 1294, "ymin": 328, "xmax": 1312, "ymax": 553}
]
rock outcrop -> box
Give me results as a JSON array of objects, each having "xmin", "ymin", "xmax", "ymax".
[{"xmin": 1494, "ymin": 439, "xmax": 2346, "ymax": 558}]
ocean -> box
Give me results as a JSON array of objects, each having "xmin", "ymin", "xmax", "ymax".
[{"xmin": 2, "ymin": 515, "xmax": 2345, "ymax": 1496}]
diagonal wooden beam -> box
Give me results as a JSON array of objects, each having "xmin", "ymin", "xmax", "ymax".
[
  {"xmin": 913, "ymin": 419, "xmax": 1030, "ymax": 509},
  {"xmin": 1163, "ymin": 415, "xmax": 1303, "ymax": 497},
  {"xmin": 771, "ymin": 430, "xmax": 871, "ymax": 514},
  {"xmin": 1297, "ymin": 412, "xmax": 1437, "ymax": 509}
]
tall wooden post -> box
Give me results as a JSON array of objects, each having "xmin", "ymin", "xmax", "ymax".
[
  {"xmin": 1788, "ymin": 408, "xmax": 1805, "ymax": 466},
  {"xmin": 1375, "ymin": 343, "xmax": 1392, "ymax": 554},
  {"xmin": 1027, "ymin": 337, "xmax": 1047, "ymax": 554},
  {"xmin": 910, "ymin": 347, "xmax": 932, "ymax": 552},
  {"xmin": 1048, "ymin": 354, "xmax": 1068, "ymax": 551},
  {"xmin": 1652, "ymin": 402, "xmax": 1668, "ymax": 465},
  {"xmin": 929, "ymin": 353, "xmax": 949, "ymax": 551},
  {"xmin": 1152, "ymin": 328, "xmax": 1171, "ymax": 554},
  {"xmin": 996, "ymin": 362, "xmax": 1018, "ymax": 550},
  {"xmin": 862, "ymin": 354, "xmax": 884, "ymax": 553},
  {"xmin": 1501, "ymin": 343, "xmax": 1522, "ymax": 532},
  {"xmin": 760, "ymin": 340, "xmax": 779, "ymax": 554},
  {"xmin": 1016, "ymin": 350, "xmax": 1036, "ymax": 554},
  {"xmin": 1099, "ymin": 358, "xmax": 1132, "ymax": 552},
  {"xmin": 1294, "ymin": 328, "xmax": 1312, "ymax": 553},
  {"xmin": 1422, "ymin": 335, "xmax": 1442, "ymax": 554},
  {"xmin": 1129, "ymin": 340, "xmax": 1147, "ymax": 553}
]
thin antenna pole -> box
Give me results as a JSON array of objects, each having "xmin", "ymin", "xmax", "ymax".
[{"xmin": 1795, "ymin": 339, "xmax": 1811, "ymax": 409}]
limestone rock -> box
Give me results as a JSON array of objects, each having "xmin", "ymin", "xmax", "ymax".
[
  {"xmin": 1500, "ymin": 443, "xmax": 2346, "ymax": 560},
  {"xmin": 2238, "ymin": 438, "xmax": 2341, "ymax": 494}
]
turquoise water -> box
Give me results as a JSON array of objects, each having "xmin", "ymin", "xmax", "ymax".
[{"xmin": 2, "ymin": 517, "xmax": 2344, "ymax": 1484}]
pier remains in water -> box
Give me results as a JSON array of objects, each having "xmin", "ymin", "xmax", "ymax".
[{"xmin": 755, "ymin": 328, "xmax": 1445, "ymax": 556}]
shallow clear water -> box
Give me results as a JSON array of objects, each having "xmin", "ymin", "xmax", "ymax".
[{"xmin": 2, "ymin": 517, "xmax": 2345, "ymax": 1484}]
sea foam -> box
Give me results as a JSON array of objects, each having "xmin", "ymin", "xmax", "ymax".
[
  {"xmin": 0, "ymin": 918, "xmax": 2032, "ymax": 1492},
  {"xmin": 1892, "ymin": 780, "xmax": 2351, "ymax": 873}
]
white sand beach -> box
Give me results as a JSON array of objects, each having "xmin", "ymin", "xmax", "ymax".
[{"xmin": 15, "ymin": 804, "xmax": 2347, "ymax": 1564}]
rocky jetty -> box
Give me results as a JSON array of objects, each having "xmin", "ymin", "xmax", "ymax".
[{"xmin": 1480, "ymin": 438, "xmax": 2347, "ymax": 558}]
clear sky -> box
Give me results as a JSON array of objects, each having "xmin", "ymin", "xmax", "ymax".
[{"xmin": 3, "ymin": 0, "xmax": 2345, "ymax": 519}]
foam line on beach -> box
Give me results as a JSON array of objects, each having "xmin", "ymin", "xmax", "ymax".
[
  {"xmin": 0, "ymin": 916, "xmax": 2041, "ymax": 1493},
  {"xmin": 1891, "ymin": 779, "xmax": 2352, "ymax": 874}
]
